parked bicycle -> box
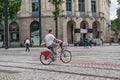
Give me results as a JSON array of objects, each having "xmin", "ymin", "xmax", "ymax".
[{"xmin": 40, "ymin": 42, "xmax": 72, "ymax": 65}]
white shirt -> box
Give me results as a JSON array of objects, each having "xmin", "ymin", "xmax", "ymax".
[
  {"xmin": 45, "ymin": 33, "xmax": 55, "ymax": 47},
  {"xmin": 25, "ymin": 39, "xmax": 30, "ymax": 44}
]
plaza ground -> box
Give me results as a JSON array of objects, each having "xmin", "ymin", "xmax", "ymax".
[{"xmin": 0, "ymin": 44, "xmax": 120, "ymax": 80}]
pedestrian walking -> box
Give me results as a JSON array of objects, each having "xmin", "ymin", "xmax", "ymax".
[{"xmin": 24, "ymin": 38, "xmax": 30, "ymax": 52}]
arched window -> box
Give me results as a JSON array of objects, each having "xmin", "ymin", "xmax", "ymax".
[
  {"xmin": 0, "ymin": 24, "xmax": 4, "ymax": 41},
  {"xmin": 9, "ymin": 22, "xmax": 19, "ymax": 42},
  {"xmin": 30, "ymin": 21, "xmax": 39, "ymax": 46},
  {"xmin": 66, "ymin": 0, "xmax": 72, "ymax": 15}
]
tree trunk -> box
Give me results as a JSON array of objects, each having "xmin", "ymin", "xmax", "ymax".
[{"xmin": 55, "ymin": 18, "xmax": 58, "ymax": 38}]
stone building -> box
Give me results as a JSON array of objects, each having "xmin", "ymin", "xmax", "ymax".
[{"xmin": 0, "ymin": 0, "xmax": 111, "ymax": 47}]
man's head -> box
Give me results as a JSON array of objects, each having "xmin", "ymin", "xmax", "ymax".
[{"xmin": 49, "ymin": 29, "xmax": 52, "ymax": 33}]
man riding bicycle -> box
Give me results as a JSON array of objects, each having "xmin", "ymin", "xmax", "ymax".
[
  {"xmin": 40, "ymin": 29, "xmax": 72, "ymax": 64},
  {"xmin": 45, "ymin": 29, "xmax": 62, "ymax": 56}
]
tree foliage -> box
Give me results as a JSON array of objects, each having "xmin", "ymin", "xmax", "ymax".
[
  {"xmin": 0, "ymin": 0, "xmax": 22, "ymax": 22},
  {"xmin": 48, "ymin": 0, "xmax": 64, "ymax": 37},
  {"xmin": 112, "ymin": 19, "xmax": 120, "ymax": 33},
  {"xmin": 48, "ymin": 0, "xmax": 64, "ymax": 20},
  {"xmin": 117, "ymin": 0, "xmax": 120, "ymax": 4},
  {"xmin": 112, "ymin": 0, "xmax": 120, "ymax": 33}
]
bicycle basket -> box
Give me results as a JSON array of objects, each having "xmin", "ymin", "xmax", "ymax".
[{"xmin": 62, "ymin": 42, "xmax": 68, "ymax": 50}]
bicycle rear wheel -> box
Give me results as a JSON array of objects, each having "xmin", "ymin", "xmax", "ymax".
[
  {"xmin": 60, "ymin": 50, "xmax": 72, "ymax": 63},
  {"xmin": 40, "ymin": 53, "xmax": 52, "ymax": 65}
]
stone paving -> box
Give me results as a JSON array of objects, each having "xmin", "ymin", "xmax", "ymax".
[{"xmin": 0, "ymin": 45, "xmax": 120, "ymax": 80}]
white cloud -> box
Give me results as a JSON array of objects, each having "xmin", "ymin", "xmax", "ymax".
[{"xmin": 110, "ymin": 0, "xmax": 118, "ymax": 20}]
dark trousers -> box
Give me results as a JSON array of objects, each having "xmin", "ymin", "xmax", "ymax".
[{"xmin": 25, "ymin": 43, "xmax": 30, "ymax": 52}]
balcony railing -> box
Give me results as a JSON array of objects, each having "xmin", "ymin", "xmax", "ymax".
[
  {"xmin": 66, "ymin": 11, "xmax": 72, "ymax": 16},
  {"xmin": 32, "ymin": 11, "xmax": 39, "ymax": 16},
  {"xmin": 80, "ymin": 12, "xmax": 85, "ymax": 17}
]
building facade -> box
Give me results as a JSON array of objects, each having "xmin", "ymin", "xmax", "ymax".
[{"xmin": 0, "ymin": 0, "xmax": 111, "ymax": 47}]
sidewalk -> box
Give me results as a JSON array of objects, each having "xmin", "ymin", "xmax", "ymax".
[
  {"xmin": 0, "ymin": 45, "xmax": 120, "ymax": 80},
  {"xmin": 103, "ymin": 43, "xmax": 120, "ymax": 46},
  {"xmin": 0, "ymin": 43, "xmax": 119, "ymax": 51},
  {"xmin": 68, "ymin": 43, "xmax": 120, "ymax": 47}
]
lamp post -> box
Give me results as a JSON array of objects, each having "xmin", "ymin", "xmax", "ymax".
[
  {"xmin": 38, "ymin": 0, "xmax": 42, "ymax": 47},
  {"xmin": 4, "ymin": 0, "xmax": 8, "ymax": 49}
]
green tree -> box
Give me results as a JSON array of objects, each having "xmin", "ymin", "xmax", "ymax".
[
  {"xmin": 111, "ymin": 0, "xmax": 120, "ymax": 38},
  {"xmin": 117, "ymin": 0, "xmax": 120, "ymax": 4},
  {"xmin": 0, "ymin": 0, "xmax": 22, "ymax": 22},
  {"xmin": 48, "ymin": 0, "xmax": 64, "ymax": 38}
]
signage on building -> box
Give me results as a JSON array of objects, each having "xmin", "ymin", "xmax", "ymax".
[
  {"xmin": 80, "ymin": 29, "xmax": 88, "ymax": 34},
  {"xmin": 74, "ymin": 29, "xmax": 80, "ymax": 33}
]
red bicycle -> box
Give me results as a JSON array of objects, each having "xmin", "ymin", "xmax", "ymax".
[{"xmin": 40, "ymin": 42, "xmax": 72, "ymax": 65}]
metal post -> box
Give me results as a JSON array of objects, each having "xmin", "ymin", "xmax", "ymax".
[
  {"xmin": 38, "ymin": 0, "xmax": 42, "ymax": 47},
  {"xmin": 4, "ymin": 0, "xmax": 8, "ymax": 49}
]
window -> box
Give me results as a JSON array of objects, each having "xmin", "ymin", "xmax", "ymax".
[
  {"xmin": 30, "ymin": 21, "xmax": 39, "ymax": 46},
  {"xmin": 91, "ymin": 0, "xmax": 96, "ymax": 17},
  {"xmin": 9, "ymin": 22, "xmax": 19, "ymax": 41},
  {"xmin": 66, "ymin": 0, "xmax": 72, "ymax": 15},
  {"xmin": 32, "ymin": 0, "xmax": 39, "ymax": 16},
  {"xmin": 79, "ymin": 0, "xmax": 85, "ymax": 16}
]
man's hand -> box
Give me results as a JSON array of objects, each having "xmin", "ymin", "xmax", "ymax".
[{"xmin": 57, "ymin": 39, "xmax": 62, "ymax": 43}]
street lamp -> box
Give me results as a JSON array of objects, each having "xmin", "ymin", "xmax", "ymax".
[
  {"xmin": 4, "ymin": 0, "xmax": 8, "ymax": 49},
  {"xmin": 38, "ymin": 0, "xmax": 42, "ymax": 47}
]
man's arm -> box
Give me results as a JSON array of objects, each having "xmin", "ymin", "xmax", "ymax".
[{"xmin": 53, "ymin": 38, "xmax": 62, "ymax": 43}]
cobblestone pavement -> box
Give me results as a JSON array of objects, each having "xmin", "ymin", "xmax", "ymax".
[{"xmin": 0, "ymin": 45, "xmax": 120, "ymax": 80}]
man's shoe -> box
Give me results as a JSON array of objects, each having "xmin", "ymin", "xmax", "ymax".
[
  {"xmin": 51, "ymin": 56, "xmax": 55, "ymax": 62},
  {"xmin": 54, "ymin": 52, "xmax": 57, "ymax": 55}
]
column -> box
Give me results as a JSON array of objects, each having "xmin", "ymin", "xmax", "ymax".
[
  {"xmin": 75, "ymin": 21, "xmax": 80, "ymax": 41},
  {"xmin": 29, "ymin": 0, "xmax": 32, "ymax": 14},
  {"xmin": 86, "ymin": 0, "xmax": 91, "ymax": 16},
  {"xmin": 25, "ymin": 0, "xmax": 31, "ymax": 16},
  {"xmin": 88, "ymin": 22, "xmax": 93, "ymax": 38},
  {"xmin": 75, "ymin": 0, "xmax": 79, "ymax": 16},
  {"xmin": 72, "ymin": 0, "xmax": 75, "ymax": 15},
  {"xmin": 45, "ymin": 0, "xmax": 52, "ymax": 16},
  {"xmin": 96, "ymin": 0, "xmax": 100, "ymax": 15},
  {"xmin": 61, "ymin": 0, "xmax": 66, "ymax": 16},
  {"xmin": 62, "ymin": 21, "xmax": 68, "ymax": 42},
  {"xmin": 41, "ymin": 0, "xmax": 45, "ymax": 11}
]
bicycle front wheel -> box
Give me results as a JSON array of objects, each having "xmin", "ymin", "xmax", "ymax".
[
  {"xmin": 40, "ymin": 54, "xmax": 52, "ymax": 65},
  {"xmin": 60, "ymin": 50, "xmax": 72, "ymax": 63}
]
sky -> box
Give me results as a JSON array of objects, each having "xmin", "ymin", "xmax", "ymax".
[{"xmin": 110, "ymin": 0, "xmax": 119, "ymax": 20}]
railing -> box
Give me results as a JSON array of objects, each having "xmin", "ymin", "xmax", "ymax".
[
  {"xmin": 66, "ymin": 11, "xmax": 72, "ymax": 16},
  {"xmin": 80, "ymin": 12, "xmax": 86, "ymax": 17},
  {"xmin": 32, "ymin": 11, "xmax": 39, "ymax": 16}
]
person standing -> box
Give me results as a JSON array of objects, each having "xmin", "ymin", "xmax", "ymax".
[
  {"xmin": 25, "ymin": 38, "xmax": 30, "ymax": 52},
  {"xmin": 88, "ymin": 36, "xmax": 93, "ymax": 48},
  {"xmin": 84, "ymin": 38, "xmax": 88, "ymax": 48}
]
